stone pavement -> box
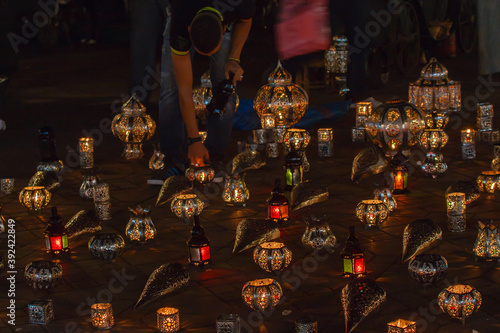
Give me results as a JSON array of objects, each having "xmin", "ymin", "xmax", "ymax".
[{"xmin": 1, "ymin": 43, "xmax": 500, "ymax": 333}]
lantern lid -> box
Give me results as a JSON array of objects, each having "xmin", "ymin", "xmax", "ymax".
[
  {"xmin": 121, "ymin": 94, "xmax": 146, "ymax": 114},
  {"xmin": 421, "ymin": 57, "xmax": 448, "ymax": 80},
  {"xmin": 332, "ymin": 35, "xmax": 348, "ymax": 46},
  {"xmin": 268, "ymin": 61, "xmax": 293, "ymax": 86},
  {"xmin": 200, "ymin": 71, "xmax": 212, "ymax": 88},
  {"xmin": 44, "ymin": 207, "xmax": 66, "ymax": 235},
  {"xmin": 128, "ymin": 205, "xmax": 151, "ymax": 216}
]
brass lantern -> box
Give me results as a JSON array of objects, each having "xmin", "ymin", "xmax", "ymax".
[
  {"xmin": 193, "ymin": 71, "xmax": 212, "ymax": 122},
  {"xmin": 185, "ymin": 165, "xmax": 215, "ymax": 185},
  {"xmin": 254, "ymin": 61, "xmax": 308, "ymax": 127},
  {"xmin": 241, "ymin": 278, "xmax": 283, "ymax": 312},
  {"xmin": 473, "ymin": 221, "xmax": 500, "ymax": 261},
  {"xmin": 222, "ymin": 174, "xmax": 249, "ymax": 206},
  {"xmin": 355, "ymin": 200, "xmax": 389, "ymax": 228},
  {"xmin": 253, "ymin": 242, "xmax": 292, "ymax": 272},
  {"xmin": 419, "ymin": 129, "xmax": 449, "ymax": 178},
  {"xmin": 125, "ymin": 205, "xmax": 156, "ymax": 243},
  {"xmin": 19, "ymin": 186, "xmax": 51, "ymax": 213},
  {"xmin": 157, "ymin": 307, "xmax": 180, "ymax": 333},
  {"xmin": 91, "ymin": 303, "xmax": 114, "ymax": 330},
  {"xmin": 171, "ymin": 194, "xmax": 204, "ymax": 224},
  {"xmin": 438, "ymin": 284, "xmax": 481, "ymax": 324},
  {"xmin": 111, "ymin": 94, "xmax": 156, "ymax": 159},
  {"xmin": 387, "ymin": 319, "xmax": 417, "ymax": 333},
  {"xmin": 476, "ymin": 171, "xmax": 500, "ymax": 193},
  {"xmin": 365, "ymin": 99, "xmax": 425, "ymax": 156},
  {"xmin": 283, "ymin": 128, "xmax": 311, "ymax": 172}
]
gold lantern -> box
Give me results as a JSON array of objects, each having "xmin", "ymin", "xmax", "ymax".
[
  {"xmin": 261, "ymin": 113, "xmax": 276, "ymax": 129},
  {"xmin": 193, "ymin": 71, "xmax": 212, "ymax": 122},
  {"xmin": 253, "ymin": 242, "xmax": 292, "ymax": 272},
  {"xmin": 473, "ymin": 221, "xmax": 500, "ymax": 261},
  {"xmin": 157, "ymin": 307, "xmax": 180, "ymax": 333},
  {"xmin": 78, "ymin": 137, "xmax": 94, "ymax": 169},
  {"xmin": 111, "ymin": 94, "xmax": 156, "ymax": 159},
  {"xmin": 19, "ymin": 186, "xmax": 51, "ymax": 213},
  {"xmin": 91, "ymin": 303, "xmax": 114, "ymax": 330},
  {"xmin": 125, "ymin": 205, "xmax": 156, "ymax": 243},
  {"xmin": 283, "ymin": 128, "xmax": 310, "ymax": 172},
  {"xmin": 170, "ymin": 194, "xmax": 204, "ymax": 224},
  {"xmin": 387, "ymin": 319, "xmax": 417, "ymax": 333},
  {"xmin": 241, "ymin": 278, "xmax": 283, "ymax": 312},
  {"xmin": 355, "ymin": 200, "xmax": 389, "ymax": 228},
  {"xmin": 222, "ymin": 175, "xmax": 249, "ymax": 206},
  {"xmin": 254, "ymin": 61, "xmax": 308, "ymax": 127},
  {"xmin": 185, "ymin": 165, "xmax": 215, "ymax": 185},
  {"xmin": 461, "ymin": 129, "xmax": 476, "ymax": 160},
  {"xmin": 438, "ymin": 284, "xmax": 481, "ymax": 324},
  {"xmin": 419, "ymin": 129, "xmax": 449, "ymax": 178},
  {"xmin": 476, "ymin": 171, "xmax": 500, "ymax": 193}
]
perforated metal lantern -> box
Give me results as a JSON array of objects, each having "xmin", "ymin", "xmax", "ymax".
[
  {"xmin": 283, "ymin": 128, "xmax": 311, "ymax": 152},
  {"xmin": 476, "ymin": 171, "xmax": 500, "ymax": 193},
  {"xmin": 241, "ymin": 278, "xmax": 283, "ymax": 312},
  {"xmin": 91, "ymin": 303, "xmax": 114, "ymax": 330},
  {"xmin": 301, "ymin": 216, "xmax": 336, "ymax": 250},
  {"xmin": 171, "ymin": 194, "xmax": 204, "ymax": 224},
  {"xmin": 125, "ymin": 205, "xmax": 156, "ymax": 243},
  {"xmin": 19, "ymin": 186, "xmax": 51, "ymax": 213},
  {"xmin": 387, "ymin": 319, "xmax": 417, "ymax": 333},
  {"xmin": 185, "ymin": 165, "xmax": 215, "ymax": 185},
  {"xmin": 365, "ymin": 99, "xmax": 425, "ymax": 156},
  {"xmin": 373, "ymin": 188, "xmax": 397, "ymax": 213},
  {"xmin": 216, "ymin": 314, "xmax": 240, "ymax": 333},
  {"xmin": 88, "ymin": 233, "xmax": 125, "ymax": 260},
  {"xmin": 24, "ymin": 260, "xmax": 63, "ymax": 290},
  {"xmin": 157, "ymin": 307, "xmax": 180, "ymax": 333},
  {"xmin": 355, "ymin": 200, "xmax": 389, "ymax": 228},
  {"xmin": 193, "ymin": 71, "xmax": 212, "ymax": 122},
  {"xmin": 254, "ymin": 61, "xmax": 308, "ymax": 127},
  {"xmin": 28, "ymin": 299, "xmax": 54, "ymax": 325},
  {"xmin": 419, "ymin": 129, "xmax": 448, "ymax": 150},
  {"xmin": 253, "ymin": 242, "xmax": 292, "ymax": 272},
  {"xmin": 473, "ymin": 221, "xmax": 500, "ymax": 261},
  {"xmin": 222, "ymin": 175, "xmax": 249, "ymax": 206},
  {"xmin": 438, "ymin": 284, "xmax": 481, "ymax": 324},
  {"xmin": 149, "ymin": 144, "xmax": 165, "ymax": 170},
  {"xmin": 408, "ymin": 254, "xmax": 448, "ymax": 286},
  {"xmin": 111, "ymin": 94, "xmax": 156, "ymax": 159}
]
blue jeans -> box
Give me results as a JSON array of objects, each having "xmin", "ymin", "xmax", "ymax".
[{"xmin": 159, "ymin": 15, "xmax": 236, "ymax": 165}]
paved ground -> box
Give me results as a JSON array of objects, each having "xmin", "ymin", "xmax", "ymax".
[{"xmin": 1, "ymin": 29, "xmax": 500, "ymax": 333}]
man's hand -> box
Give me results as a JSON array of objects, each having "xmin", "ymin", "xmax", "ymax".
[
  {"xmin": 225, "ymin": 59, "xmax": 244, "ymax": 84},
  {"xmin": 188, "ymin": 141, "xmax": 210, "ymax": 166}
]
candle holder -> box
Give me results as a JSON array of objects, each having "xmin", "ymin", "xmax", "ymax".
[
  {"xmin": 408, "ymin": 254, "xmax": 448, "ymax": 286},
  {"xmin": 78, "ymin": 137, "xmax": 94, "ymax": 169},
  {"xmin": 446, "ymin": 192, "xmax": 466, "ymax": 232},
  {"xmin": 241, "ymin": 278, "xmax": 283, "ymax": 312},
  {"xmin": 476, "ymin": 171, "xmax": 500, "ymax": 193},
  {"xmin": 93, "ymin": 183, "xmax": 111, "ymax": 221},
  {"xmin": 1, "ymin": 178, "xmax": 14, "ymax": 194},
  {"xmin": 317, "ymin": 128, "xmax": 333, "ymax": 157},
  {"xmin": 125, "ymin": 205, "xmax": 156, "ymax": 243},
  {"xmin": 461, "ymin": 129, "xmax": 476, "ymax": 160},
  {"xmin": 91, "ymin": 303, "xmax": 114, "ymax": 330},
  {"xmin": 253, "ymin": 242, "xmax": 292, "ymax": 272},
  {"xmin": 387, "ymin": 319, "xmax": 417, "ymax": 333},
  {"xmin": 222, "ymin": 174, "xmax": 249, "ymax": 206},
  {"xmin": 19, "ymin": 186, "xmax": 51, "ymax": 214},
  {"xmin": 355, "ymin": 102, "xmax": 371, "ymax": 128},
  {"xmin": 28, "ymin": 299, "xmax": 54, "ymax": 325},
  {"xmin": 355, "ymin": 200, "xmax": 389, "ymax": 229},
  {"xmin": 261, "ymin": 113, "xmax": 276, "ymax": 129},
  {"xmin": 157, "ymin": 307, "xmax": 180, "ymax": 332},
  {"xmin": 216, "ymin": 314, "xmax": 240, "ymax": 333}
]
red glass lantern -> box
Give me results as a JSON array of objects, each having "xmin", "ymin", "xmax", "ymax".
[
  {"xmin": 43, "ymin": 207, "xmax": 69, "ymax": 255},
  {"xmin": 341, "ymin": 226, "xmax": 365, "ymax": 277},
  {"xmin": 267, "ymin": 179, "xmax": 289, "ymax": 222},
  {"xmin": 187, "ymin": 216, "xmax": 211, "ymax": 267},
  {"xmin": 393, "ymin": 166, "xmax": 408, "ymax": 194}
]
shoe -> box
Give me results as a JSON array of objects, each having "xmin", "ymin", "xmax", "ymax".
[
  {"xmin": 147, "ymin": 163, "xmax": 184, "ymax": 185},
  {"xmin": 211, "ymin": 159, "xmax": 227, "ymax": 183}
]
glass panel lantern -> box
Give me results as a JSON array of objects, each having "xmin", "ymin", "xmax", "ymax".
[
  {"xmin": 408, "ymin": 254, "xmax": 448, "ymax": 286},
  {"xmin": 28, "ymin": 299, "xmax": 54, "ymax": 325},
  {"xmin": 157, "ymin": 307, "xmax": 180, "ymax": 333},
  {"xmin": 341, "ymin": 226, "xmax": 366, "ymax": 278},
  {"xmin": 476, "ymin": 171, "xmax": 500, "ymax": 193},
  {"xmin": 171, "ymin": 194, "xmax": 204, "ymax": 224},
  {"xmin": 387, "ymin": 319, "xmax": 417, "ymax": 333},
  {"xmin": 188, "ymin": 216, "xmax": 211, "ymax": 267},
  {"xmin": 473, "ymin": 221, "xmax": 500, "ymax": 261},
  {"xmin": 91, "ymin": 303, "xmax": 114, "ymax": 330},
  {"xmin": 88, "ymin": 233, "xmax": 126, "ymax": 260},
  {"xmin": 284, "ymin": 151, "xmax": 303, "ymax": 191},
  {"xmin": 222, "ymin": 174, "xmax": 249, "ymax": 206},
  {"xmin": 254, "ymin": 61, "xmax": 309, "ymax": 127},
  {"xmin": 19, "ymin": 186, "xmax": 51, "ymax": 214},
  {"xmin": 301, "ymin": 215, "xmax": 336, "ymax": 250},
  {"xmin": 241, "ymin": 278, "xmax": 283, "ymax": 312},
  {"xmin": 253, "ymin": 242, "xmax": 292, "ymax": 272},
  {"xmin": 111, "ymin": 94, "xmax": 156, "ymax": 159},
  {"xmin": 355, "ymin": 200, "xmax": 389, "ymax": 228},
  {"xmin": 78, "ymin": 137, "xmax": 94, "ymax": 169},
  {"xmin": 185, "ymin": 165, "xmax": 215, "ymax": 185},
  {"xmin": 44, "ymin": 207, "xmax": 69, "ymax": 255},
  {"xmin": 125, "ymin": 205, "xmax": 156, "ymax": 243},
  {"xmin": 216, "ymin": 314, "xmax": 240, "ymax": 333},
  {"xmin": 393, "ymin": 165, "xmax": 408, "ymax": 194},
  {"xmin": 267, "ymin": 179, "xmax": 289, "ymax": 223},
  {"xmin": 438, "ymin": 285, "xmax": 482, "ymax": 324},
  {"xmin": 24, "ymin": 260, "xmax": 63, "ymax": 290}
]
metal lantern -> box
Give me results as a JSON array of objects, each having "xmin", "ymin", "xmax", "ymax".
[
  {"xmin": 78, "ymin": 137, "xmax": 94, "ymax": 169},
  {"xmin": 24, "ymin": 260, "xmax": 63, "ymax": 290},
  {"xmin": 492, "ymin": 144, "xmax": 500, "ymax": 171},
  {"xmin": 419, "ymin": 129, "xmax": 448, "ymax": 178},
  {"xmin": 438, "ymin": 284, "xmax": 481, "ymax": 324},
  {"xmin": 419, "ymin": 129, "xmax": 449, "ymax": 150},
  {"xmin": 111, "ymin": 94, "xmax": 156, "ymax": 159},
  {"xmin": 93, "ymin": 183, "xmax": 111, "ymax": 220},
  {"xmin": 461, "ymin": 129, "xmax": 476, "ymax": 160},
  {"xmin": 267, "ymin": 178, "xmax": 289, "ymax": 222},
  {"xmin": 157, "ymin": 307, "xmax": 180, "ymax": 333},
  {"xmin": 149, "ymin": 144, "xmax": 165, "ymax": 170},
  {"xmin": 373, "ymin": 188, "xmax": 397, "ymax": 214},
  {"xmin": 254, "ymin": 61, "xmax": 308, "ymax": 127},
  {"xmin": 222, "ymin": 174, "xmax": 249, "ymax": 206},
  {"xmin": 241, "ymin": 278, "xmax": 283, "ymax": 312},
  {"xmin": 266, "ymin": 142, "xmax": 279, "ymax": 158},
  {"xmin": 283, "ymin": 128, "xmax": 311, "ymax": 152},
  {"xmin": 284, "ymin": 151, "xmax": 303, "ymax": 191},
  {"xmin": 44, "ymin": 207, "xmax": 69, "ymax": 254},
  {"xmin": 253, "ymin": 242, "xmax": 292, "ymax": 272},
  {"xmin": 473, "ymin": 221, "xmax": 500, "ymax": 261},
  {"xmin": 88, "ymin": 233, "xmax": 125, "ymax": 260},
  {"xmin": 253, "ymin": 129, "xmax": 270, "ymax": 144},
  {"xmin": 387, "ymin": 319, "xmax": 417, "ymax": 333},
  {"xmin": 355, "ymin": 200, "xmax": 389, "ymax": 228},
  {"xmin": 19, "ymin": 186, "xmax": 51, "ymax": 213},
  {"xmin": 1, "ymin": 178, "xmax": 15, "ymax": 194},
  {"xmin": 80, "ymin": 171, "xmax": 98, "ymax": 199},
  {"xmin": 393, "ymin": 165, "xmax": 408, "ymax": 194},
  {"xmin": 187, "ymin": 215, "xmax": 211, "ymax": 267},
  {"xmin": 273, "ymin": 125, "xmax": 287, "ymax": 143},
  {"xmin": 477, "ymin": 102, "xmax": 493, "ymax": 132},
  {"xmin": 302, "ymin": 215, "xmax": 336, "ymax": 250},
  {"xmin": 446, "ymin": 192, "xmax": 466, "ymax": 232},
  {"xmin": 193, "ymin": 71, "xmax": 212, "ymax": 122},
  {"xmin": 125, "ymin": 205, "xmax": 156, "ymax": 243},
  {"xmin": 295, "ymin": 316, "xmax": 318, "ymax": 333},
  {"xmin": 91, "ymin": 303, "xmax": 114, "ymax": 330},
  {"xmin": 318, "ymin": 128, "xmax": 333, "ymax": 157},
  {"xmin": 28, "ymin": 299, "xmax": 54, "ymax": 325},
  {"xmin": 185, "ymin": 165, "xmax": 215, "ymax": 185},
  {"xmin": 341, "ymin": 226, "xmax": 366, "ymax": 278},
  {"xmin": 476, "ymin": 171, "xmax": 500, "ymax": 193},
  {"xmin": 261, "ymin": 113, "xmax": 276, "ymax": 129},
  {"xmin": 171, "ymin": 194, "xmax": 204, "ymax": 224},
  {"xmin": 325, "ymin": 35, "xmax": 349, "ymax": 94},
  {"xmin": 408, "ymin": 254, "xmax": 448, "ymax": 286},
  {"xmin": 37, "ymin": 126, "xmax": 64, "ymax": 177},
  {"xmin": 365, "ymin": 99, "xmax": 425, "ymax": 156},
  {"xmin": 216, "ymin": 314, "xmax": 240, "ymax": 333}
]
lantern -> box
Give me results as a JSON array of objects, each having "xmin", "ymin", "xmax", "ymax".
[
  {"xmin": 341, "ymin": 226, "xmax": 366, "ymax": 278},
  {"xmin": 283, "ymin": 128, "xmax": 310, "ymax": 171},
  {"xmin": 273, "ymin": 125, "xmax": 287, "ymax": 143},
  {"xmin": 302, "ymin": 215, "xmax": 336, "ymax": 250},
  {"xmin": 408, "ymin": 254, "xmax": 448, "ymax": 286},
  {"xmin": 149, "ymin": 144, "xmax": 165, "ymax": 170},
  {"xmin": 419, "ymin": 129, "xmax": 448, "ymax": 178},
  {"xmin": 222, "ymin": 174, "xmax": 249, "ymax": 206},
  {"xmin": 171, "ymin": 194, "xmax": 204, "ymax": 224},
  {"xmin": 356, "ymin": 101, "xmax": 372, "ymax": 118},
  {"xmin": 261, "ymin": 113, "xmax": 276, "ymax": 129},
  {"xmin": 199, "ymin": 131, "xmax": 207, "ymax": 143},
  {"xmin": 365, "ymin": 99, "xmax": 425, "ymax": 156},
  {"xmin": 284, "ymin": 151, "xmax": 303, "ymax": 191},
  {"xmin": 24, "ymin": 260, "xmax": 63, "ymax": 290},
  {"xmin": 93, "ymin": 183, "xmax": 111, "ymax": 220},
  {"xmin": 253, "ymin": 242, "xmax": 292, "ymax": 272},
  {"xmin": 491, "ymin": 144, "xmax": 500, "ymax": 171},
  {"xmin": 88, "ymin": 233, "xmax": 125, "ymax": 260},
  {"xmin": 254, "ymin": 61, "xmax": 308, "ymax": 127},
  {"xmin": 295, "ymin": 316, "xmax": 318, "ymax": 333},
  {"xmin": 1, "ymin": 178, "xmax": 14, "ymax": 194},
  {"xmin": 193, "ymin": 71, "xmax": 212, "ymax": 122},
  {"xmin": 125, "ymin": 205, "xmax": 156, "ymax": 243},
  {"xmin": 37, "ymin": 126, "xmax": 64, "ymax": 177},
  {"xmin": 318, "ymin": 128, "xmax": 333, "ymax": 157},
  {"xmin": 19, "ymin": 186, "xmax": 51, "ymax": 213},
  {"xmin": 79, "ymin": 171, "xmax": 98, "ymax": 199},
  {"xmin": 185, "ymin": 165, "xmax": 215, "ymax": 185},
  {"xmin": 473, "ymin": 221, "xmax": 500, "ymax": 261},
  {"xmin": 393, "ymin": 165, "xmax": 408, "ymax": 194},
  {"xmin": 477, "ymin": 102, "xmax": 493, "ymax": 132},
  {"xmin": 325, "ymin": 35, "xmax": 349, "ymax": 94},
  {"xmin": 476, "ymin": 171, "xmax": 500, "ymax": 193},
  {"xmin": 387, "ymin": 319, "xmax": 417, "ymax": 333},
  {"xmin": 28, "ymin": 299, "xmax": 54, "ymax": 325},
  {"xmin": 44, "ymin": 207, "xmax": 69, "ymax": 254},
  {"xmin": 241, "ymin": 278, "xmax": 283, "ymax": 312},
  {"xmin": 355, "ymin": 200, "xmax": 389, "ymax": 229},
  {"xmin": 373, "ymin": 188, "xmax": 397, "ymax": 213},
  {"xmin": 216, "ymin": 314, "xmax": 240, "ymax": 333},
  {"xmin": 78, "ymin": 137, "xmax": 94, "ymax": 169},
  {"xmin": 157, "ymin": 307, "xmax": 180, "ymax": 332},
  {"xmin": 421, "ymin": 151, "xmax": 448, "ymax": 179},
  {"xmin": 253, "ymin": 129, "xmax": 269, "ymax": 145},
  {"xmin": 267, "ymin": 178, "xmax": 289, "ymax": 222},
  {"xmin": 438, "ymin": 284, "xmax": 481, "ymax": 324},
  {"xmin": 91, "ymin": 303, "xmax": 114, "ymax": 330},
  {"xmin": 187, "ymin": 216, "xmax": 211, "ymax": 267},
  {"xmin": 266, "ymin": 142, "xmax": 279, "ymax": 158},
  {"xmin": 111, "ymin": 94, "xmax": 156, "ymax": 159},
  {"xmin": 446, "ymin": 192, "xmax": 466, "ymax": 232}
]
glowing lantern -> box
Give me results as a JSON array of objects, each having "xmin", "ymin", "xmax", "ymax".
[
  {"xmin": 473, "ymin": 221, "xmax": 500, "ymax": 261},
  {"xmin": 19, "ymin": 186, "xmax": 51, "ymax": 213},
  {"xmin": 253, "ymin": 242, "xmax": 292, "ymax": 272},
  {"xmin": 438, "ymin": 284, "xmax": 481, "ymax": 324},
  {"xmin": 341, "ymin": 226, "xmax": 366, "ymax": 278},
  {"xmin": 267, "ymin": 179, "xmax": 289, "ymax": 222},
  {"xmin": 241, "ymin": 278, "xmax": 283, "ymax": 312},
  {"xmin": 188, "ymin": 216, "xmax": 211, "ymax": 267},
  {"xmin": 43, "ymin": 207, "xmax": 69, "ymax": 254}
]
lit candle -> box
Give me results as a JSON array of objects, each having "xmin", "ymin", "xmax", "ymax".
[{"xmin": 91, "ymin": 303, "xmax": 114, "ymax": 330}]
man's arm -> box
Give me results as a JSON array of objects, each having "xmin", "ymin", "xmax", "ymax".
[{"xmin": 225, "ymin": 19, "xmax": 252, "ymax": 82}]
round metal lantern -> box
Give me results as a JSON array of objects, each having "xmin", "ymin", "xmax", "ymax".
[
  {"xmin": 419, "ymin": 129, "xmax": 449, "ymax": 150},
  {"xmin": 373, "ymin": 188, "xmax": 397, "ymax": 214},
  {"xmin": 254, "ymin": 61, "xmax": 308, "ymax": 127},
  {"xmin": 253, "ymin": 242, "xmax": 292, "ymax": 272},
  {"xmin": 438, "ymin": 284, "xmax": 481, "ymax": 324},
  {"xmin": 241, "ymin": 278, "xmax": 283, "ymax": 312},
  {"xmin": 125, "ymin": 205, "xmax": 156, "ymax": 243},
  {"xmin": 408, "ymin": 254, "xmax": 448, "ymax": 286},
  {"xmin": 283, "ymin": 128, "xmax": 311, "ymax": 152},
  {"xmin": 19, "ymin": 186, "xmax": 51, "ymax": 213},
  {"xmin": 111, "ymin": 94, "xmax": 156, "ymax": 159},
  {"xmin": 365, "ymin": 99, "xmax": 425, "ymax": 156},
  {"xmin": 355, "ymin": 200, "xmax": 389, "ymax": 228},
  {"xmin": 24, "ymin": 260, "xmax": 63, "ymax": 290},
  {"xmin": 185, "ymin": 165, "xmax": 215, "ymax": 185},
  {"xmin": 88, "ymin": 233, "xmax": 125, "ymax": 260},
  {"xmin": 171, "ymin": 194, "xmax": 204, "ymax": 224},
  {"xmin": 476, "ymin": 171, "xmax": 500, "ymax": 193}
]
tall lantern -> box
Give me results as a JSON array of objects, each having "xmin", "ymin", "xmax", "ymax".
[
  {"xmin": 187, "ymin": 216, "xmax": 211, "ymax": 267},
  {"xmin": 284, "ymin": 151, "xmax": 303, "ymax": 191},
  {"xmin": 283, "ymin": 128, "xmax": 311, "ymax": 172},
  {"xmin": 325, "ymin": 35, "xmax": 349, "ymax": 95},
  {"xmin": 473, "ymin": 221, "xmax": 500, "ymax": 261},
  {"xmin": 341, "ymin": 226, "xmax": 366, "ymax": 278},
  {"xmin": 111, "ymin": 94, "xmax": 156, "ymax": 159},
  {"xmin": 254, "ymin": 61, "xmax": 308, "ymax": 128},
  {"xmin": 267, "ymin": 178, "xmax": 289, "ymax": 223},
  {"xmin": 419, "ymin": 129, "xmax": 449, "ymax": 178},
  {"xmin": 44, "ymin": 207, "xmax": 69, "ymax": 254}
]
